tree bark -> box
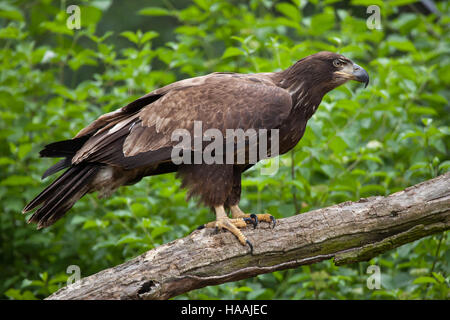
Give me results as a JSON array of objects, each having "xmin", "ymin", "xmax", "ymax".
[{"xmin": 47, "ymin": 172, "xmax": 450, "ymax": 300}]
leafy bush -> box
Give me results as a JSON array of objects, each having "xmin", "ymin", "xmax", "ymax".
[{"xmin": 0, "ymin": 0, "xmax": 448, "ymax": 299}]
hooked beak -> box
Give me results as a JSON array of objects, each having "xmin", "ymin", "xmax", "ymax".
[
  {"xmin": 352, "ymin": 63, "xmax": 369, "ymax": 88},
  {"xmin": 334, "ymin": 63, "xmax": 370, "ymax": 88}
]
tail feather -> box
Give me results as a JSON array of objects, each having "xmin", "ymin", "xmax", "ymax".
[
  {"xmin": 32, "ymin": 166, "xmax": 96, "ymax": 224},
  {"xmin": 38, "ymin": 136, "xmax": 90, "ymax": 179},
  {"xmin": 41, "ymin": 158, "xmax": 72, "ymax": 180},
  {"xmin": 23, "ymin": 164, "xmax": 100, "ymax": 229},
  {"xmin": 23, "ymin": 165, "xmax": 81, "ymax": 213},
  {"xmin": 39, "ymin": 136, "xmax": 90, "ymax": 158}
]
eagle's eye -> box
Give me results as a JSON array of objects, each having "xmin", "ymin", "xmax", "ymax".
[{"xmin": 333, "ymin": 59, "xmax": 342, "ymax": 68}]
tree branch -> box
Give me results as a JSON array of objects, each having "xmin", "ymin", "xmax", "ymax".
[{"xmin": 47, "ymin": 172, "xmax": 450, "ymax": 300}]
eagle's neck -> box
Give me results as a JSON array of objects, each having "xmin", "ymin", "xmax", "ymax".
[
  {"xmin": 286, "ymin": 80, "xmax": 320, "ymax": 115},
  {"xmin": 270, "ymin": 61, "xmax": 331, "ymax": 119}
]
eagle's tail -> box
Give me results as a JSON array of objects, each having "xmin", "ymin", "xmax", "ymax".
[
  {"xmin": 22, "ymin": 164, "xmax": 100, "ymax": 229},
  {"xmin": 39, "ymin": 136, "xmax": 90, "ymax": 179}
]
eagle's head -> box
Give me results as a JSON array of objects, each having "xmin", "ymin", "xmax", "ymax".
[
  {"xmin": 311, "ymin": 51, "xmax": 369, "ymax": 89},
  {"xmin": 279, "ymin": 51, "xmax": 369, "ymax": 98}
]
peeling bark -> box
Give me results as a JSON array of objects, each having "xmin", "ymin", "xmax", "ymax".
[{"xmin": 47, "ymin": 172, "xmax": 450, "ymax": 300}]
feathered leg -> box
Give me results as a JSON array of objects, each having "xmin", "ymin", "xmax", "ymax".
[
  {"xmin": 225, "ymin": 167, "xmax": 276, "ymax": 229},
  {"xmin": 181, "ymin": 164, "xmax": 272, "ymax": 254}
]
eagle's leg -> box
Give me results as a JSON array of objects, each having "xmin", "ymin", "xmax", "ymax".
[
  {"xmin": 230, "ymin": 205, "xmax": 276, "ymax": 229},
  {"xmin": 200, "ymin": 205, "xmax": 254, "ymax": 254},
  {"xmin": 181, "ymin": 164, "xmax": 254, "ymax": 252},
  {"xmin": 224, "ymin": 167, "xmax": 276, "ymax": 229}
]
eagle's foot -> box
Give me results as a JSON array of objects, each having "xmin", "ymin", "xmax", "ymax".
[
  {"xmin": 230, "ymin": 205, "xmax": 276, "ymax": 229},
  {"xmin": 197, "ymin": 206, "xmax": 254, "ymax": 254},
  {"xmin": 206, "ymin": 217, "xmax": 254, "ymax": 254},
  {"xmin": 244, "ymin": 213, "xmax": 276, "ymax": 229}
]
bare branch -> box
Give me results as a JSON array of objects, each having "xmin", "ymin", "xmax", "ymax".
[{"xmin": 47, "ymin": 172, "xmax": 450, "ymax": 300}]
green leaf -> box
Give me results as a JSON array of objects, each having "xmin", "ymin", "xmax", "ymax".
[
  {"xmin": 275, "ymin": 3, "xmax": 301, "ymax": 22},
  {"xmin": 120, "ymin": 31, "xmax": 139, "ymax": 44},
  {"xmin": 360, "ymin": 184, "xmax": 386, "ymax": 195},
  {"xmin": 389, "ymin": 0, "xmax": 418, "ymax": 6},
  {"xmin": 141, "ymin": 31, "xmax": 159, "ymax": 43},
  {"xmin": 420, "ymin": 93, "xmax": 448, "ymax": 105},
  {"xmin": 151, "ymin": 225, "xmax": 172, "ymax": 238},
  {"xmin": 421, "ymin": 118, "xmax": 433, "ymax": 126},
  {"xmin": 0, "ymin": 157, "xmax": 15, "ymax": 165},
  {"xmin": 131, "ymin": 203, "xmax": 147, "ymax": 216},
  {"xmin": 139, "ymin": 7, "xmax": 174, "ymax": 16},
  {"xmin": 329, "ymin": 136, "xmax": 348, "ymax": 154},
  {"xmin": 88, "ymin": 31, "xmax": 114, "ymax": 43},
  {"xmin": 432, "ymin": 272, "xmax": 445, "ymax": 284},
  {"xmin": 310, "ymin": 8, "xmax": 335, "ymax": 35},
  {"xmin": 409, "ymin": 162, "xmax": 428, "ymax": 171},
  {"xmin": 400, "ymin": 131, "xmax": 424, "ymax": 140},
  {"xmin": 39, "ymin": 272, "xmax": 48, "ymax": 283},
  {"xmin": 0, "ymin": 24, "xmax": 26, "ymax": 39},
  {"xmin": 49, "ymin": 274, "xmax": 69, "ymax": 285},
  {"xmin": 4, "ymin": 288, "xmax": 22, "ymax": 300},
  {"xmin": 387, "ymin": 39, "xmax": 416, "ymax": 52},
  {"xmin": 361, "ymin": 155, "xmax": 383, "ymax": 164},
  {"xmin": 234, "ymin": 286, "xmax": 253, "ymax": 293},
  {"xmin": 0, "ymin": 175, "xmax": 35, "ymax": 186},
  {"xmin": 89, "ymin": 0, "xmax": 113, "ymax": 11},
  {"xmin": 82, "ymin": 6, "xmax": 103, "ymax": 27},
  {"xmin": 40, "ymin": 21, "xmax": 73, "ymax": 35},
  {"xmin": 117, "ymin": 235, "xmax": 142, "ymax": 245},
  {"xmin": 82, "ymin": 219, "xmax": 108, "ymax": 229},
  {"xmin": 4, "ymin": 288, "xmax": 37, "ymax": 300},
  {"xmin": 351, "ymin": 0, "xmax": 384, "ymax": 7},
  {"xmin": 409, "ymin": 106, "xmax": 437, "ymax": 116},
  {"xmin": 413, "ymin": 276, "xmax": 437, "ymax": 285},
  {"xmin": 438, "ymin": 161, "xmax": 450, "ymax": 172},
  {"xmin": 221, "ymin": 47, "xmax": 244, "ymax": 59},
  {"xmin": 0, "ymin": 3, "xmax": 24, "ymax": 21}
]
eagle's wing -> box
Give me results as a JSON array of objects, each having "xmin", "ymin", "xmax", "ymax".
[{"xmin": 71, "ymin": 73, "xmax": 293, "ymax": 170}]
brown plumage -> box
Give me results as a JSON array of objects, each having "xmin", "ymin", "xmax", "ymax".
[{"xmin": 23, "ymin": 51, "xmax": 369, "ymax": 251}]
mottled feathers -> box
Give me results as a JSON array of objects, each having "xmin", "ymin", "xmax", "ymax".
[{"xmin": 23, "ymin": 51, "xmax": 365, "ymax": 228}]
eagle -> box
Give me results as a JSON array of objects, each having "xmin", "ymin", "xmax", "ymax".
[{"xmin": 23, "ymin": 51, "xmax": 369, "ymax": 253}]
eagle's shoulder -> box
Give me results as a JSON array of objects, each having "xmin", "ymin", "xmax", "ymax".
[
  {"xmin": 137, "ymin": 72, "xmax": 292, "ymax": 131},
  {"xmin": 72, "ymin": 71, "xmax": 293, "ymax": 164}
]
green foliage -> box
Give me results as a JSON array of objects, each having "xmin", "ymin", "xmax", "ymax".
[{"xmin": 0, "ymin": 0, "xmax": 449, "ymax": 300}]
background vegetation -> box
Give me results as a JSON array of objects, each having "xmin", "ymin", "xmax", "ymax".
[{"xmin": 0, "ymin": 0, "xmax": 448, "ymax": 300}]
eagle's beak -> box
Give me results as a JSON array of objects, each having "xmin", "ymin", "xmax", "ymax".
[
  {"xmin": 351, "ymin": 63, "xmax": 369, "ymax": 88},
  {"xmin": 334, "ymin": 63, "xmax": 370, "ymax": 88}
]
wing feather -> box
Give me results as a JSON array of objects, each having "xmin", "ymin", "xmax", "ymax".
[{"xmin": 72, "ymin": 73, "xmax": 292, "ymax": 169}]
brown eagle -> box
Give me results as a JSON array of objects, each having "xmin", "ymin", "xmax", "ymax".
[{"xmin": 23, "ymin": 51, "xmax": 369, "ymax": 253}]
